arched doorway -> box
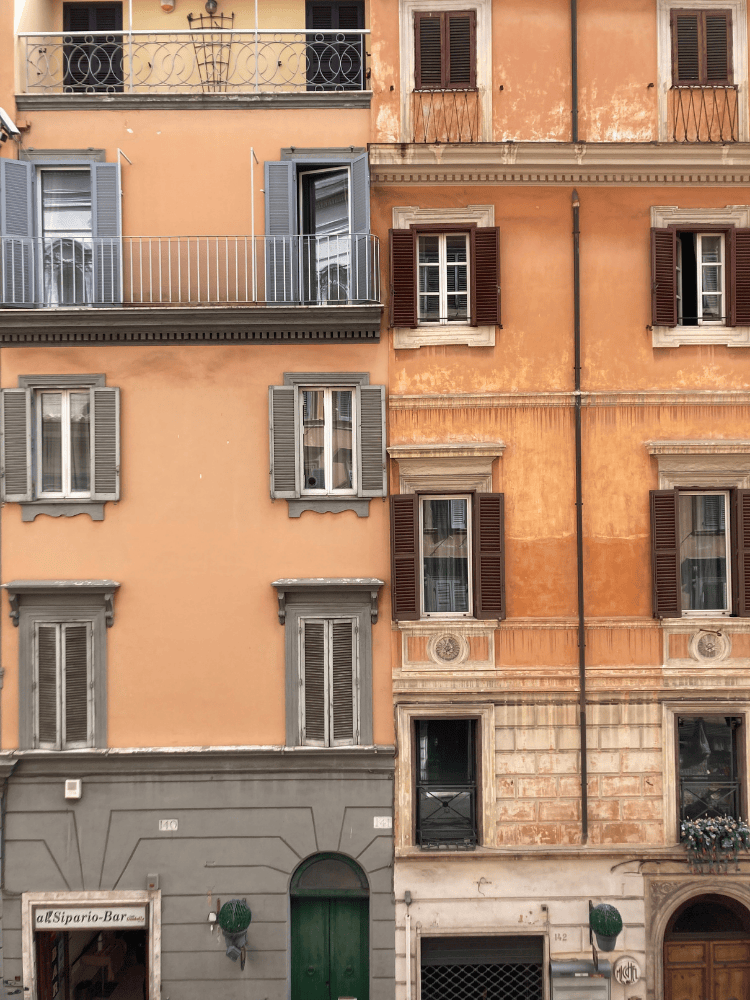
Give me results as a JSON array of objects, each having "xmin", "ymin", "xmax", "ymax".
[
  {"xmin": 664, "ymin": 894, "xmax": 750, "ymax": 1000},
  {"xmin": 290, "ymin": 853, "xmax": 369, "ymax": 1000}
]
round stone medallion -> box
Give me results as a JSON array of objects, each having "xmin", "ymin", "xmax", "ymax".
[
  {"xmin": 428, "ymin": 632, "xmax": 469, "ymax": 666},
  {"xmin": 688, "ymin": 629, "xmax": 730, "ymax": 663}
]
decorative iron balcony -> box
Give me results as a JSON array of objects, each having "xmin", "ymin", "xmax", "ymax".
[
  {"xmin": 416, "ymin": 782, "xmax": 477, "ymax": 849},
  {"xmin": 680, "ymin": 778, "xmax": 740, "ymax": 822},
  {"xmin": 0, "ymin": 235, "xmax": 380, "ymax": 307},
  {"xmin": 20, "ymin": 29, "xmax": 369, "ymax": 94},
  {"xmin": 669, "ymin": 85, "xmax": 739, "ymax": 143},
  {"xmin": 411, "ymin": 90, "xmax": 482, "ymax": 143}
]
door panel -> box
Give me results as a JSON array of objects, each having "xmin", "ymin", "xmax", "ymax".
[
  {"xmin": 292, "ymin": 896, "xmax": 369, "ymax": 1000},
  {"xmin": 665, "ymin": 938, "xmax": 750, "ymax": 1000},
  {"xmin": 666, "ymin": 964, "xmax": 708, "ymax": 1000},
  {"xmin": 292, "ymin": 898, "xmax": 330, "ymax": 1000},
  {"xmin": 329, "ymin": 898, "xmax": 369, "ymax": 1000},
  {"xmin": 713, "ymin": 939, "xmax": 750, "ymax": 1000}
]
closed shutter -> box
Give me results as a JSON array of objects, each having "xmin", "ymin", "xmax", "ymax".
[
  {"xmin": 471, "ymin": 227, "xmax": 500, "ymax": 327},
  {"xmin": 0, "ymin": 388, "xmax": 32, "ymax": 502},
  {"xmin": 473, "ymin": 493, "xmax": 506, "ymax": 620},
  {"xmin": 735, "ymin": 489, "xmax": 750, "ymax": 617},
  {"xmin": 733, "ymin": 228, "xmax": 750, "ymax": 326},
  {"xmin": 91, "ymin": 163, "xmax": 121, "ymax": 304},
  {"xmin": 672, "ymin": 11, "xmax": 701, "ymax": 84},
  {"xmin": 651, "ymin": 227, "xmax": 678, "ymax": 327},
  {"xmin": 90, "ymin": 386, "xmax": 120, "ymax": 501},
  {"xmin": 672, "ymin": 10, "xmax": 732, "ymax": 85},
  {"xmin": 0, "ymin": 159, "xmax": 34, "ymax": 306},
  {"xmin": 63, "ymin": 623, "xmax": 90, "ymax": 747},
  {"xmin": 264, "ymin": 161, "xmax": 297, "ymax": 303},
  {"xmin": 36, "ymin": 624, "xmax": 59, "ymax": 748},
  {"xmin": 706, "ymin": 12, "xmax": 732, "ymax": 84},
  {"xmin": 350, "ymin": 152, "xmax": 371, "ymax": 301},
  {"xmin": 331, "ymin": 618, "xmax": 357, "ymax": 745},
  {"xmin": 391, "ymin": 494, "xmax": 420, "ymax": 621},
  {"xmin": 302, "ymin": 620, "xmax": 326, "ymax": 745},
  {"xmin": 651, "ymin": 489, "xmax": 681, "ymax": 618},
  {"xmin": 305, "ymin": 1, "xmax": 363, "ymax": 90},
  {"xmin": 357, "ymin": 384, "xmax": 386, "ymax": 497},
  {"xmin": 446, "ymin": 12, "xmax": 475, "ymax": 89},
  {"xmin": 415, "ymin": 13, "xmax": 443, "ymax": 90},
  {"xmin": 269, "ymin": 385, "xmax": 299, "ymax": 498},
  {"xmin": 390, "ymin": 229, "xmax": 417, "ymax": 328},
  {"xmin": 63, "ymin": 3, "xmax": 123, "ymax": 91}
]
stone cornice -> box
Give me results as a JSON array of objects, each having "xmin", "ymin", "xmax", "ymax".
[
  {"xmin": 16, "ymin": 92, "xmax": 372, "ymax": 112},
  {"xmin": 645, "ymin": 439, "xmax": 750, "ymax": 454},
  {"xmin": 0, "ymin": 305, "xmax": 383, "ymax": 346},
  {"xmin": 369, "ymin": 141, "xmax": 750, "ymax": 185},
  {"xmin": 389, "ymin": 390, "xmax": 750, "ymax": 409}
]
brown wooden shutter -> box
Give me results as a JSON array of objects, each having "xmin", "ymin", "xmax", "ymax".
[
  {"xmin": 734, "ymin": 490, "xmax": 750, "ymax": 617},
  {"xmin": 446, "ymin": 12, "xmax": 475, "ymax": 89},
  {"xmin": 732, "ymin": 228, "xmax": 750, "ymax": 326},
  {"xmin": 651, "ymin": 227, "xmax": 678, "ymax": 327},
  {"xmin": 672, "ymin": 11, "xmax": 701, "ymax": 84},
  {"xmin": 705, "ymin": 12, "xmax": 732, "ymax": 84},
  {"xmin": 390, "ymin": 229, "xmax": 417, "ymax": 328},
  {"xmin": 415, "ymin": 13, "xmax": 443, "ymax": 89},
  {"xmin": 391, "ymin": 494, "xmax": 420, "ymax": 621},
  {"xmin": 303, "ymin": 620, "xmax": 326, "ymax": 745},
  {"xmin": 471, "ymin": 227, "xmax": 501, "ymax": 327},
  {"xmin": 473, "ymin": 493, "xmax": 506, "ymax": 620},
  {"xmin": 331, "ymin": 619, "xmax": 355, "ymax": 744},
  {"xmin": 36, "ymin": 624, "xmax": 59, "ymax": 747},
  {"xmin": 63, "ymin": 624, "xmax": 89, "ymax": 747},
  {"xmin": 651, "ymin": 489, "xmax": 681, "ymax": 619}
]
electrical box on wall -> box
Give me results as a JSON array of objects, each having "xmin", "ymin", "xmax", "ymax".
[
  {"xmin": 550, "ymin": 961, "xmax": 610, "ymax": 1000},
  {"xmin": 64, "ymin": 779, "xmax": 82, "ymax": 800}
]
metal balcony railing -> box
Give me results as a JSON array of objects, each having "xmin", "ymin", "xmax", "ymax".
[
  {"xmin": 670, "ymin": 85, "xmax": 739, "ymax": 143},
  {"xmin": 680, "ymin": 779, "xmax": 741, "ymax": 822},
  {"xmin": 416, "ymin": 783, "xmax": 477, "ymax": 849},
  {"xmin": 411, "ymin": 90, "xmax": 482, "ymax": 143},
  {"xmin": 20, "ymin": 29, "xmax": 369, "ymax": 94},
  {"xmin": 0, "ymin": 235, "xmax": 381, "ymax": 307}
]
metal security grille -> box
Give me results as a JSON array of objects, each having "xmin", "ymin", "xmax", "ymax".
[{"xmin": 421, "ymin": 962, "xmax": 543, "ymax": 1000}]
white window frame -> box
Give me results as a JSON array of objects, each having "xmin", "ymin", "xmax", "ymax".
[
  {"xmin": 35, "ymin": 388, "xmax": 92, "ymax": 500},
  {"xmin": 417, "ymin": 232, "xmax": 470, "ymax": 326},
  {"xmin": 419, "ymin": 493, "xmax": 473, "ymax": 618},
  {"xmin": 299, "ymin": 615, "xmax": 360, "ymax": 747},
  {"xmin": 676, "ymin": 232, "xmax": 726, "ymax": 326},
  {"xmin": 299, "ymin": 386, "xmax": 357, "ymax": 496},
  {"xmin": 297, "ymin": 166, "xmax": 352, "ymax": 235},
  {"xmin": 679, "ymin": 489, "xmax": 732, "ymax": 617},
  {"xmin": 33, "ymin": 619, "xmax": 94, "ymax": 750}
]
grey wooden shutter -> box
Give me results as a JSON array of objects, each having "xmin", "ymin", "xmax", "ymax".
[
  {"xmin": 264, "ymin": 161, "xmax": 297, "ymax": 303},
  {"xmin": 651, "ymin": 227, "xmax": 678, "ymax": 327},
  {"xmin": 331, "ymin": 618, "xmax": 356, "ymax": 745},
  {"xmin": 735, "ymin": 489, "xmax": 750, "ymax": 617},
  {"xmin": 269, "ymin": 385, "xmax": 299, "ymax": 498},
  {"xmin": 357, "ymin": 384, "xmax": 386, "ymax": 497},
  {"xmin": 90, "ymin": 386, "xmax": 120, "ymax": 501},
  {"xmin": 0, "ymin": 388, "xmax": 33, "ymax": 502},
  {"xmin": 0, "ymin": 159, "xmax": 35, "ymax": 306},
  {"xmin": 302, "ymin": 620, "xmax": 326, "ymax": 745},
  {"xmin": 36, "ymin": 624, "xmax": 59, "ymax": 748},
  {"xmin": 350, "ymin": 152, "xmax": 371, "ymax": 301},
  {"xmin": 63, "ymin": 623, "xmax": 90, "ymax": 747},
  {"xmin": 91, "ymin": 163, "xmax": 121, "ymax": 304},
  {"xmin": 391, "ymin": 494, "xmax": 420, "ymax": 620},
  {"xmin": 651, "ymin": 489, "xmax": 681, "ymax": 618},
  {"xmin": 473, "ymin": 493, "xmax": 506, "ymax": 620}
]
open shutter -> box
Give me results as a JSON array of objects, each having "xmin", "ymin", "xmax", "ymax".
[
  {"xmin": 651, "ymin": 227, "xmax": 678, "ymax": 327},
  {"xmin": 446, "ymin": 11, "xmax": 475, "ymax": 89},
  {"xmin": 302, "ymin": 620, "xmax": 326, "ymax": 746},
  {"xmin": 0, "ymin": 159, "xmax": 35, "ymax": 306},
  {"xmin": 90, "ymin": 386, "xmax": 120, "ymax": 501},
  {"xmin": 331, "ymin": 619, "xmax": 356, "ymax": 745},
  {"xmin": 735, "ymin": 490, "xmax": 750, "ymax": 617},
  {"xmin": 390, "ymin": 229, "xmax": 417, "ymax": 328},
  {"xmin": 0, "ymin": 388, "xmax": 32, "ymax": 502},
  {"xmin": 36, "ymin": 624, "xmax": 59, "ymax": 748},
  {"xmin": 732, "ymin": 229, "xmax": 750, "ymax": 326},
  {"xmin": 63, "ymin": 623, "xmax": 90, "ymax": 747},
  {"xmin": 471, "ymin": 227, "xmax": 500, "ymax": 327},
  {"xmin": 269, "ymin": 386, "xmax": 299, "ymax": 499},
  {"xmin": 91, "ymin": 162, "xmax": 121, "ymax": 304},
  {"xmin": 391, "ymin": 494, "xmax": 420, "ymax": 620},
  {"xmin": 415, "ymin": 13, "xmax": 443, "ymax": 89},
  {"xmin": 350, "ymin": 152, "xmax": 371, "ymax": 301},
  {"xmin": 357, "ymin": 384, "xmax": 386, "ymax": 497},
  {"xmin": 473, "ymin": 493, "xmax": 506, "ymax": 620},
  {"xmin": 264, "ymin": 161, "xmax": 297, "ymax": 303},
  {"xmin": 651, "ymin": 489, "xmax": 681, "ymax": 618},
  {"xmin": 706, "ymin": 12, "xmax": 732, "ymax": 84}
]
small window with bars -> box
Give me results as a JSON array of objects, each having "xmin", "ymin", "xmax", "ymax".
[
  {"xmin": 299, "ymin": 617, "xmax": 359, "ymax": 746},
  {"xmin": 416, "ymin": 719, "xmax": 477, "ymax": 847},
  {"xmin": 34, "ymin": 621, "xmax": 93, "ymax": 750},
  {"xmin": 414, "ymin": 11, "xmax": 476, "ymax": 91},
  {"xmin": 671, "ymin": 9, "xmax": 733, "ymax": 86}
]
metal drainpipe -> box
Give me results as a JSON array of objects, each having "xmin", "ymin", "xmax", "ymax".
[
  {"xmin": 571, "ymin": 0, "xmax": 579, "ymax": 142},
  {"xmin": 572, "ymin": 189, "xmax": 588, "ymax": 844}
]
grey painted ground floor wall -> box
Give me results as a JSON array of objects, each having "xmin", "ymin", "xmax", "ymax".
[{"xmin": 0, "ymin": 747, "xmax": 395, "ymax": 1000}]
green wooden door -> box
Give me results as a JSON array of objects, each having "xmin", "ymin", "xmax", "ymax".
[{"xmin": 292, "ymin": 897, "xmax": 369, "ymax": 1000}]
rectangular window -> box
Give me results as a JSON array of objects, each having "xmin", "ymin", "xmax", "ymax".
[
  {"xmin": 63, "ymin": 2, "xmax": 124, "ymax": 92},
  {"xmin": 671, "ymin": 9, "xmax": 733, "ymax": 86},
  {"xmin": 678, "ymin": 715, "xmax": 742, "ymax": 821},
  {"xmin": 416, "ymin": 719, "xmax": 476, "ymax": 847},
  {"xmin": 420, "ymin": 495, "xmax": 471, "ymax": 614},
  {"xmin": 418, "ymin": 234, "xmax": 469, "ymax": 324},
  {"xmin": 34, "ymin": 621, "xmax": 93, "ymax": 750},
  {"xmin": 305, "ymin": 0, "xmax": 365, "ymax": 91},
  {"xmin": 678, "ymin": 491, "xmax": 731, "ymax": 613},
  {"xmin": 299, "ymin": 167, "xmax": 352, "ymax": 304},
  {"xmin": 677, "ymin": 232, "xmax": 725, "ymax": 325},
  {"xmin": 37, "ymin": 390, "xmax": 91, "ymax": 498},
  {"xmin": 39, "ymin": 169, "xmax": 94, "ymax": 307},
  {"xmin": 414, "ymin": 11, "xmax": 476, "ymax": 91},
  {"xmin": 299, "ymin": 617, "xmax": 359, "ymax": 746},
  {"xmin": 300, "ymin": 387, "xmax": 356, "ymax": 494}
]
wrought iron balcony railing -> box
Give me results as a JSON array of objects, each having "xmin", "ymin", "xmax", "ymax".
[
  {"xmin": 411, "ymin": 90, "xmax": 482, "ymax": 143},
  {"xmin": 0, "ymin": 234, "xmax": 380, "ymax": 307},
  {"xmin": 21, "ymin": 29, "xmax": 369, "ymax": 94},
  {"xmin": 669, "ymin": 85, "xmax": 739, "ymax": 143},
  {"xmin": 416, "ymin": 783, "xmax": 477, "ymax": 849},
  {"xmin": 680, "ymin": 778, "xmax": 740, "ymax": 822}
]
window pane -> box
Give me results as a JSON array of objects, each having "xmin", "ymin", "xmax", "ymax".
[
  {"xmin": 418, "ymin": 236, "xmax": 440, "ymax": 264},
  {"xmin": 331, "ymin": 391, "xmax": 353, "ymax": 490},
  {"xmin": 679, "ymin": 715, "xmax": 740, "ymax": 821},
  {"xmin": 302, "ymin": 390, "xmax": 325, "ymax": 490},
  {"xmin": 69, "ymin": 393, "xmax": 91, "ymax": 493},
  {"xmin": 701, "ymin": 235, "xmax": 722, "ymax": 264},
  {"xmin": 41, "ymin": 171, "xmax": 92, "ymax": 235},
  {"xmin": 416, "ymin": 719, "xmax": 476, "ymax": 846},
  {"xmin": 679, "ymin": 493, "xmax": 728, "ymax": 611},
  {"xmin": 41, "ymin": 393, "xmax": 63, "ymax": 493},
  {"xmin": 422, "ymin": 498, "xmax": 470, "ymax": 613}
]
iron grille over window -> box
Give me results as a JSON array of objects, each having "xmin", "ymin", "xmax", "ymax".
[
  {"xmin": 416, "ymin": 719, "xmax": 477, "ymax": 848},
  {"xmin": 421, "ymin": 936, "xmax": 544, "ymax": 1000},
  {"xmin": 678, "ymin": 715, "xmax": 742, "ymax": 822}
]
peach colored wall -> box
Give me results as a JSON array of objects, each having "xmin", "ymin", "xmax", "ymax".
[{"xmin": 0, "ymin": 345, "xmax": 391, "ymax": 750}]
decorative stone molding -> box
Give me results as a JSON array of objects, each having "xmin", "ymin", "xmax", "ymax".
[
  {"xmin": 388, "ymin": 442, "xmax": 505, "ymax": 494},
  {"xmin": 272, "ymin": 578, "xmax": 384, "ymax": 625},
  {"xmin": 392, "ymin": 206, "xmax": 495, "ymax": 229},
  {"xmin": 2, "ymin": 580, "xmax": 120, "ymax": 627},
  {"xmin": 17, "ymin": 92, "xmax": 373, "ymax": 112},
  {"xmin": 391, "ymin": 390, "xmax": 750, "ymax": 411},
  {"xmin": 650, "ymin": 206, "xmax": 750, "ymax": 229},
  {"xmin": 661, "ymin": 619, "xmax": 750, "ymax": 669},
  {"xmin": 398, "ymin": 619, "xmax": 495, "ymax": 671},
  {"xmin": 645, "ymin": 439, "xmax": 750, "ymax": 489},
  {"xmin": 19, "ymin": 502, "xmax": 106, "ymax": 522},
  {"xmin": 688, "ymin": 629, "xmax": 731, "ymax": 663},
  {"xmin": 286, "ymin": 499, "xmax": 371, "ymax": 518}
]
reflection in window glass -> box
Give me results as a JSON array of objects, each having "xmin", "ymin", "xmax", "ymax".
[
  {"xmin": 679, "ymin": 493, "xmax": 729, "ymax": 612},
  {"xmin": 39, "ymin": 390, "xmax": 91, "ymax": 496},
  {"xmin": 421, "ymin": 497, "xmax": 470, "ymax": 613},
  {"xmin": 331, "ymin": 390, "xmax": 353, "ymax": 490},
  {"xmin": 302, "ymin": 389, "xmax": 325, "ymax": 490},
  {"xmin": 418, "ymin": 234, "xmax": 468, "ymax": 324},
  {"xmin": 301, "ymin": 387, "xmax": 355, "ymax": 494},
  {"xmin": 69, "ymin": 393, "xmax": 91, "ymax": 493},
  {"xmin": 41, "ymin": 393, "xmax": 63, "ymax": 493},
  {"xmin": 416, "ymin": 719, "xmax": 476, "ymax": 846},
  {"xmin": 678, "ymin": 715, "xmax": 740, "ymax": 821}
]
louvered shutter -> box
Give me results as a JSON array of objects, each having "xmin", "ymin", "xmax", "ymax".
[
  {"xmin": 471, "ymin": 227, "xmax": 500, "ymax": 327},
  {"xmin": 390, "ymin": 229, "xmax": 417, "ymax": 328},
  {"xmin": 391, "ymin": 494, "xmax": 420, "ymax": 620},
  {"xmin": 651, "ymin": 227, "xmax": 678, "ymax": 327},
  {"xmin": 63, "ymin": 623, "xmax": 90, "ymax": 747},
  {"xmin": 672, "ymin": 11, "xmax": 700, "ymax": 84},
  {"xmin": 36, "ymin": 624, "xmax": 59, "ymax": 748},
  {"xmin": 302, "ymin": 620, "xmax": 326, "ymax": 745},
  {"xmin": 0, "ymin": 159, "xmax": 35, "ymax": 306},
  {"xmin": 331, "ymin": 619, "xmax": 357, "ymax": 745},
  {"xmin": 415, "ymin": 13, "xmax": 443, "ymax": 89},
  {"xmin": 732, "ymin": 228, "xmax": 750, "ymax": 326},
  {"xmin": 264, "ymin": 161, "xmax": 297, "ymax": 303},
  {"xmin": 706, "ymin": 12, "xmax": 732, "ymax": 84},
  {"xmin": 735, "ymin": 490, "xmax": 750, "ymax": 617},
  {"xmin": 473, "ymin": 493, "xmax": 506, "ymax": 620},
  {"xmin": 357, "ymin": 384, "xmax": 386, "ymax": 497},
  {"xmin": 90, "ymin": 386, "xmax": 120, "ymax": 501},
  {"xmin": 91, "ymin": 163, "xmax": 121, "ymax": 304},
  {"xmin": 0, "ymin": 388, "xmax": 32, "ymax": 502},
  {"xmin": 350, "ymin": 152, "xmax": 371, "ymax": 301},
  {"xmin": 446, "ymin": 12, "xmax": 475, "ymax": 89},
  {"xmin": 269, "ymin": 386, "xmax": 299, "ymax": 499},
  {"xmin": 651, "ymin": 489, "xmax": 681, "ymax": 618}
]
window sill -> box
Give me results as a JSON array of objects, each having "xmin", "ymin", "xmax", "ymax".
[
  {"xmin": 19, "ymin": 502, "xmax": 105, "ymax": 522},
  {"xmin": 286, "ymin": 498, "xmax": 371, "ymax": 518},
  {"xmin": 652, "ymin": 324, "xmax": 750, "ymax": 347},
  {"xmin": 394, "ymin": 324, "xmax": 496, "ymax": 349}
]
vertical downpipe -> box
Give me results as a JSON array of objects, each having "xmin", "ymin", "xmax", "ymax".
[
  {"xmin": 571, "ymin": 0, "xmax": 579, "ymax": 142},
  {"xmin": 573, "ymin": 189, "xmax": 588, "ymax": 844}
]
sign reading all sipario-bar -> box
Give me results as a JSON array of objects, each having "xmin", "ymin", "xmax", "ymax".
[{"xmin": 34, "ymin": 906, "xmax": 147, "ymax": 929}]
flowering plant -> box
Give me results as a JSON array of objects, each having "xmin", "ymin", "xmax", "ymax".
[{"xmin": 680, "ymin": 815, "xmax": 750, "ymax": 873}]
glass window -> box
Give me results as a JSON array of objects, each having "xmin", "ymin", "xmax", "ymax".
[
  {"xmin": 300, "ymin": 167, "xmax": 351, "ymax": 304},
  {"xmin": 39, "ymin": 169, "xmax": 93, "ymax": 306},
  {"xmin": 421, "ymin": 496, "xmax": 471, "ymax": 614},
  {"xmin": 301, "ymin": 387, "xmax": 355, "ymax": 494},
  {"xmin": 416, "ymin": 719, "xmax": 476, "ymax": 847},
  {"xmin": 678, "ymin": 715, "xmax": 741, "ymax": 821},
  {"xmin": 37, "ymin": 389, "xmax": 91, "ymax": 498},
  {"xmin": 679, "ymin": 491, "xmax": 730, "ymax": 614},
  {"xmin": 418, "ymin": 234, "xmax": 469, "ymax": 324},
  {"xmin": 677, "ymin": 232, "xmax": 725, "ymax": 325}
]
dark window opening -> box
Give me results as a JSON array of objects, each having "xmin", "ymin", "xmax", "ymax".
[
  {"xmin": 416, "ymin": 718, "xmax": 476, "ymax": 848},
  {"xmin": 678, "ymin": 715, "xmax": 742, "ymax": 822},
  {"xmin": 63, "ymin": 3, "xmax": 124, "ymax": 93},
  {"xmin": 305, "ymin": 1, "xmax": 365, "ymax": 91}
]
